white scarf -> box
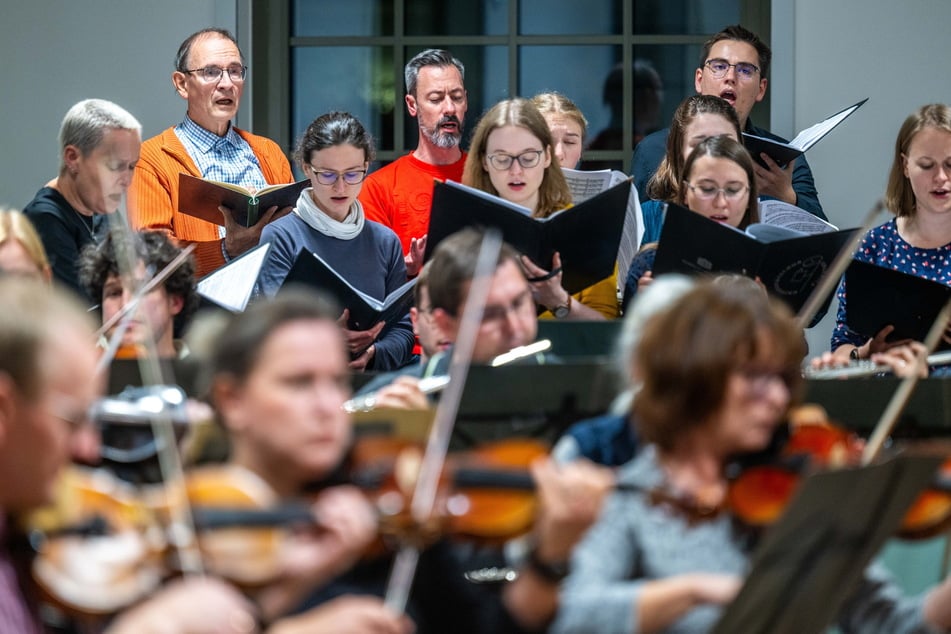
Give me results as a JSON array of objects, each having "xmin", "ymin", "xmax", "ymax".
[{"xmin": 293, "ymin": 188, "xmax": 365, "ymax": 240}]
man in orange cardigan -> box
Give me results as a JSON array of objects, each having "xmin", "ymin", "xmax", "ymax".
[{"xmin": 128, "ymin": 28, "xmax": 293, "ymax": 277}]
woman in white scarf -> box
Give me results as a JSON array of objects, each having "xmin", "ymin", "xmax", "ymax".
[{"xmin": 257, "ymin": 112, "xmax": 415, "ymax": 372}]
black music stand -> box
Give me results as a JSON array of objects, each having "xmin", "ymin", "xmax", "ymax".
[
  {"xmin": 805, "ymin": 377, "xmax": 951, "ymax": 437},
  {"xmin": 535, "ymin": 319, "xmax": 623, "ymax": 359},
  {"xmin": 451, "ymin": 361, "xmax": 619, "ymax": 447},
  {"xmin": 712, "ymin": 453, "xmax": 941, "ymax": 634}
]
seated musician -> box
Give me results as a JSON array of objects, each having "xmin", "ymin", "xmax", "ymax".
[
  {"xmin": 551, "ymin": 279, "xmax": 951, "ymax": 634},
  {"xmin": 79, "ymin": 228, "xmax": 199, "ymax": 359},
  {"xmin": 358, "ymin": 226, "xmax": 554, "ymax": 410},
  {"xmin": 813, "ymin": 104, "xmax": 951, "ymax": 376},
  {"xmin": 206, "ymin": 285, "xmax": 611, "ymax": 632},
  {"xmin": 0, "ymin": 276, "xmax": 266, "ymax": 634}
]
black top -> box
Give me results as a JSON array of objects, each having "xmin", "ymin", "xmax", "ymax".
[{"xmin": 23, "ymin": 186, "xmax": 104, "ymax": 303}]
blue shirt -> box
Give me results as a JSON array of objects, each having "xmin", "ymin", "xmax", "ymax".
[
  {"xmin": 174, "ymin": 116, "xmax": 267, "ymax": 190},
  {"xmin": 631, "ymin": 119, "xmax": 825, "ymax": 221},
  {"xmin": 831, "ymin": 219, "xmax": 951, "ymax": 351}
]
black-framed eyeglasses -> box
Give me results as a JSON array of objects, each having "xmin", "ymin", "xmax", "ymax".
[
  {"xmin": 307, "ymin": 164, "xmax": 367, "ymax": 186},
  {"xmin": 704, "ymin": 59, "xmax": 760, "ymax": 81},
  {"xmin": 183, "ymin": 65, "xmax": 247, "ymax": 83},
  {"xmin": 485, "ymin": 150, "xmax": 544, "ymax": 171}
]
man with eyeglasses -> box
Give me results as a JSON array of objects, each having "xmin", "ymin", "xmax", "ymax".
[
  {"xmin": 632, "ymin": 24, "xmax": 825, "ymax": 220},
  {"xmin": 359, "ymin": 49, "xmax": 469, "ymax": 277},
  {"xmin": 129, "ymin": 28, "xmax": 294, "ymax": 278}
]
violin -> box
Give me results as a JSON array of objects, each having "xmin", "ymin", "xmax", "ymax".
[
  {"xmin": 724, "ymin": 413, "xmax": 862, "ymax": 527},
  {"xmin": 25, "ymin": 437, "xmax": 552, "ymax": 616}
]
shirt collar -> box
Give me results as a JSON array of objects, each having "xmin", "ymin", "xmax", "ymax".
[{"xmin": 177, "ymin": 115, "xmax": 241, "ymax": 155}]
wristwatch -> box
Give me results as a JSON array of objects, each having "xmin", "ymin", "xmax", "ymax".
[
  {"xmin": 850, "ymin": 347, "xmax": 861, "ymax": 361},
  {"xmin": 526, "ymin": 546, "xmax": 570, "ymax": 583},
  {"xmin": 552, "ymin": 294, "xmax": 572, "ymax": 319}
]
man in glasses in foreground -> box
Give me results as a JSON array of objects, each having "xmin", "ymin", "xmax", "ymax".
[
  {"xmin": 632, "ymin": 24, "xmax": 825, "ymax": 220},
  {"xmin": 129, "ymin": 28, "xmax": 294, "ymax": 277}
]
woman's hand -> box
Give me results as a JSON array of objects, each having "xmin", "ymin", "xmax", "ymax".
[
  {"xmin": 871, "ymin": 341, "xmax": 929, "ymax": 378},
  {"xmin": 520, "ymin": 252, "xmax": 570, "ymax": 311},
  {"xmin": 637, "ymin": 270, "xmax": 654, "ymax": 292},
  {"xmin": 337, "ymin": 309, "xmax": 384, "ymax": 370}
]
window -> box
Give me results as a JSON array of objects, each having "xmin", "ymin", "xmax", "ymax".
[{"xmin": 249, "ymin": 0, "xmax": 768, "ymax": 175}]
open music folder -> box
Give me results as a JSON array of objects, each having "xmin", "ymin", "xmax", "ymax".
[{"xmin": 712, "ymin": 453, "xmax": 942, "ymax": 634}]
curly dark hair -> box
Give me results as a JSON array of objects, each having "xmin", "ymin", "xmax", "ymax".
[{"xmin": 79, "ymin": 229, "xmax": 198, "ymax": 337}]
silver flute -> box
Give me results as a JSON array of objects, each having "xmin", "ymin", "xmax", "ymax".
[
  {"xmin": 343, "ymin": 339, "xmax": 552, "ymax": 413},
  {"xmin": 803, "ymin": 349, "xmax": 951, "ymax": 379}
]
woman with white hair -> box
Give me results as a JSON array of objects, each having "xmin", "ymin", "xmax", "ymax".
[{"xmin": 24, "ymin": 98, "xmax": 141, "ymax": 302}]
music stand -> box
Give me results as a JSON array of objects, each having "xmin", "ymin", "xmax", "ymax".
[{"xmin": 713, "ymin": 453, "xmax": 941, "ymax": 634}]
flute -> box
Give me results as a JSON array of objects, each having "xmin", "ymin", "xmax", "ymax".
[
  {"xmin": 343, "ymin": 339, "xmax": 553, "ymax": 413},
  {"xmin": 804, "ymin": 349, "xmax": 951, "ymax": 379}
]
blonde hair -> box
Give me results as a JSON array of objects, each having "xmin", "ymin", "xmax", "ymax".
[
  {"xmin": 531, "ymin": 92, "xmax": 588, "ymax": 143},
  {"xmin": 0, "ymin": 208, "xmax": 50, "ymax": 276},
  {"xmin": 463, "ymin": 98, "xmax": 573, "ymax": 218},
  {"xmin": 885, "ymin": 104, "xmax": 951, "ymax": 217}
]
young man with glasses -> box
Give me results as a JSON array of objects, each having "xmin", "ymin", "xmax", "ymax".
[
  {"xmin": 129, "ymin": 28, "xmax": 294, "ymax": 277},
  {"xmin": 359, "ymin": 49, "xmax": 469, "ymax": 277},
  {"xmin": 632, "ymin": 24, "xmax": 825, "ymax": 220}
]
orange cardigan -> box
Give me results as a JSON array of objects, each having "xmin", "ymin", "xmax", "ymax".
[{"xmin": 128, "ymin": 126, "xmax": 293, "ymax": 277}]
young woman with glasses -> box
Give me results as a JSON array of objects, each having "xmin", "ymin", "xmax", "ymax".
[
  {"xmin": 623, "ymin": 133, "xmax": 758, "ymax": 310},
  {"xmin": 257, "ymin": 111, "xmax": 415, "ymax": 372},
  {"xmin": 462, "ymin": 97, "xmax": 618, "ymax": 319}
]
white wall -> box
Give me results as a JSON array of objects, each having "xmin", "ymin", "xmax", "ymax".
[
  {"xmin": 774, "ymin": 0, "xmax": 951, "ymax": 353},
  {"xmin": 0, "ymin": 1, "xmax": 235, "ymax": 209}
]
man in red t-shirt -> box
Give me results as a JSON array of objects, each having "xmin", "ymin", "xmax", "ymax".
[{"xmin": 359, "ymin": 49, "xmax": 469, "ymax": 276}]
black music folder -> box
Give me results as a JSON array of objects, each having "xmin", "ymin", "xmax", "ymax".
[
  {"xmin": 423, "ymin": 179, "xmax": 630, "ymax": 295},
  {"xmin": 196, "ymin": 242, "xmax": 271, "ymax": 312},
  {"xmin": 713, "ymin": 453, "xmax": 941, "ymax": 634},
  {"xmin": 652, "ymin": 202, "xmax": 856, "ymax": 312},
  {"xmin": 743, "ymin": 97, "xmax": 867, "ymax": 169},
  {"xmin": 281, "ymin": 249, "xmax": 416, "ymax": 331},
  {"xmin": 844, "ymin": 259, "xmax": 951, "ymax": 348}
]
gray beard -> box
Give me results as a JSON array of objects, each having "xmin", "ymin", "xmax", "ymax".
[{"xmin": 422, "ymin": 124, "xmax": 461, "ymax": 149}]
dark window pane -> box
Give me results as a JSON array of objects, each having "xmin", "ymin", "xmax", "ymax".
[
  {"xmin": 521, "ymin": 0, "xmax": 621, "ymax": 35},
  {"xmin": 292, "ymin": 0, "xmax": 392, "ymax": 37},
  {"xmin": 519, "ymin": 45, "xmax": 622, "ymax": 149},
  {"xmin": 405, "ymin": 0, "xmax": 507, "ymax": 36},
  {"xmin": 291, "ymin": 47, "xmax": 396, "ymax": 153},
  {"xmin": 633, "ymin": 0, "xmax": 741, "ymax": 35},
  {"xmin": 633, "ymin": 43, "xmax": 702, "ymax": 131}
]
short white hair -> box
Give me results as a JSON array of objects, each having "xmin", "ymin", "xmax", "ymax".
[{"xmin": 58, "ymin": 98, "xmax": 141, "ymax": 157}]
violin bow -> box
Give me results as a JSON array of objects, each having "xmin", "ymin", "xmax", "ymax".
[
  {"xmin": 795, "ymin": 200, "xmax": 884, "ymax": 330},
  {"xmin": 383, "ymin": 229, "xmax": 504, "ymax": 614},
  {"xmin": 861, "ymin": 297, "xmax": 951, "ymax": 465},
  {"xmin": 101, "ymin": 198, "xmax": 206, "ymax": 576}
]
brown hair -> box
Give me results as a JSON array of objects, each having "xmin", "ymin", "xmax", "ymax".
[
  {"xmin": 680, "ymin": 134, "xmax": 759, "ymax": 229},
  {"xmin": 699, "ymin": 24, "xmax": 772, "ymax": 78},
  {"xmin": 463, "ymin": 98, "xmax": 572, "ymax": 218},
  {"xmin": 427, "ymin": 228, "xmax": 522, "ymax": 317},
  {"xmin": 885, "ymin": 104, "xmax": 951, "ymax": 217},
  {"xmin": 647, "ymin": 95, "xmax": 741, "ymax": 201},
  {"xmin": 633, "ymin": 280, "xmax": 804, "ymax": 451}
]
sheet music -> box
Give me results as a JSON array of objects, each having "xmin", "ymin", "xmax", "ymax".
[
  {"xmin": 759, "ymin": 199, "xmax": 838, "ymax": 234},
  {"xmin": 789, "ymin": 100, "xmax": 867, "ymax": 151},
  {"xmin": 563, "ymin": 168, "xmax": 644, "ymax": 284},
  {"xmin": 196, "ymin": 242, "xmax": 270, "ymax": 312}
]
